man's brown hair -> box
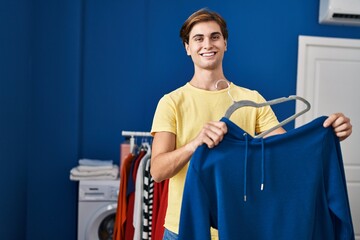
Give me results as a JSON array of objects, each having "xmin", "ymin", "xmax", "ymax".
[{"xmin": 179, "ymin": 8, "xmax": 228, "ymax": 46}]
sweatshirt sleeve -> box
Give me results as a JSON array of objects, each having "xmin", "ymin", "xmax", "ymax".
[
  {"xmin": 323, "ymin": 129, "xmax": 355, "ymax": 240},
  {"xmin": 178, "ymin": 163, "xmax": 212, "ymax": 240}
]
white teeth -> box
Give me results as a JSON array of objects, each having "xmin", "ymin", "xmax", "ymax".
[{"xmin": 202, "ymin": 52, "xmax": 215, "ymax": 57}]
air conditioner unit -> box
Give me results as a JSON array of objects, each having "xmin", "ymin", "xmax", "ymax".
[{"xmin": 319, "ymin": 0, "xmax": 360, "ymax": 26}]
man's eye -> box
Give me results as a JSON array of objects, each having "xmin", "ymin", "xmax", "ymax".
[
  {"xmin": 194, "ymin": 37, "xmax": 203, "ymax": 42},
  {"xmin": 212, "ymin": 35, "xmax": 220, "ymax": 40}
]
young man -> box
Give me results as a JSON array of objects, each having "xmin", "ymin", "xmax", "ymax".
[{"xmin": 150, "ymin": 8, "xmax": 352, "ymax": 239}]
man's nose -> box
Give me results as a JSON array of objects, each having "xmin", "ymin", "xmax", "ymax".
[{"xmin": 203, "ymin": 37, "xmax": 212, "ymax": 49}]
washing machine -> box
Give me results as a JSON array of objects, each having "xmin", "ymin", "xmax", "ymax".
[{"xmin": 78, "ymin": 180, "xmax": 119, "ymax": 240}]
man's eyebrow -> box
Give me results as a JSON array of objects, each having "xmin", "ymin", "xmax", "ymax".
[
  {"xmin": 191, "ymin": 32, "xmax": 222, "ymax": 39},
  {"xmin": 211, "ymin": 32, "xmax": 222, "ymax": 36},
  {"xmin": 191, "ymin": 34, "xmax": 204, "ymax": 39}
]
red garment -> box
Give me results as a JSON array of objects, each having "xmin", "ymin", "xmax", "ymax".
[
  {"xmin": 151, "ymin": 179, "xmax": 169, "ymax": 240},
  {"xmin": 124, "ymin": 150, "xmax": 146, "ymax": 240},
  {"xmin": 113, "ymin": 153, "xmax": 135, "ymax": 240}
]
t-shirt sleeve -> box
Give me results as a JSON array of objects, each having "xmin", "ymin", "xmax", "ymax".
[
  {"xmin": 254, "ymin": 92, "xmax": 280, "ymax": 134},
  {"xmin": 151, "ymin": 95, "xmax": 177, "ymax": 136}
]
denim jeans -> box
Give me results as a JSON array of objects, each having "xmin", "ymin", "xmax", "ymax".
[{"xmin": 163, "ymin": 228, "xmax": 178, "ymax": 240}]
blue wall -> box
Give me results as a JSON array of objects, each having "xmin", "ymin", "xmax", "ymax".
[
  {"xmin": 0, "ymin": 0, "xmax": 31, "ymax": 239},
  {"xmin": 26, "ymin": 1, "xmax": 82, "ymax": 239},
  {"xmin": 1, "ymin": 0, "xmax": 360, "ymax": 239}
]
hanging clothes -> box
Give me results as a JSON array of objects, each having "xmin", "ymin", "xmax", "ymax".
[
  {"xmin": 151, "ymin": 180, "xmax": 169, "ymax": 240},
  {"xmin": 142, "ymin": 157, "xmax": 154, "ymax": 239},
  {"xmin": 125, "ymin": 149, "xmax": 147, "ymax": 239},
  {"xmin": 178, "ymin": 116, "xmax": 354, "ymax": 240},
  {"xmin": 113, "ymin": 153, "xmax": 135, "ymax": 240},
  {"xmin": 114, "ymin": 135, "xmax": 167, "ymax": 240},
  {"xmin": 133, "ymin": 146, "xmax": 152, "ymax": 240}
]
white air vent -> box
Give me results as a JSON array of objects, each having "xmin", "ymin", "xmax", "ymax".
[{"xmin": 319, "ymin": 0, "xmax": 360, "ymax": 26}]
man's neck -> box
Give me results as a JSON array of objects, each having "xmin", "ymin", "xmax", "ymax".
[{"xmin": 190, "ymin": 69, "xmax": 227, "ymax": 91}]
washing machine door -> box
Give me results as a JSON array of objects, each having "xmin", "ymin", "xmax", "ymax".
[{"xmin": 85, "ymin": 203, "xmax": 117, "ymax": 240}]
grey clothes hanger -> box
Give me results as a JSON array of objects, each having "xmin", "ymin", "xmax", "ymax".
[
  {"xmin": 215, "ymin": 80, "xmax": 311, "ymax": 139},
  {"xmin": 225, "ymin": 95, "xmax": 311, "ymax": 138}
]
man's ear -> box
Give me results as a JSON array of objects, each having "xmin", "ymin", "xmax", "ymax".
[
  {"xmin": 185, "ymin": 43, "xmax": 191, "ymax": 56},
  {"xmin": 225, "ymin": 40, "xmax": 227, "ymax": 51}
]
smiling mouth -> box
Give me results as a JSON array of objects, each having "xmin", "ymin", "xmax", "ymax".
[{"xmin": 200, "ymin": 52, "xmax": 216, "ymax": 57}]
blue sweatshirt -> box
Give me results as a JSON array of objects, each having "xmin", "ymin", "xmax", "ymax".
[{"xmin": 178, "ymin": 116, "xmax": 354, "ymax": 240}]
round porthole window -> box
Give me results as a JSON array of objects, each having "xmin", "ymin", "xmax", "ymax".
[{"xmin": 98, "ymin": 213, "xmax": 116, "ymax": 240}]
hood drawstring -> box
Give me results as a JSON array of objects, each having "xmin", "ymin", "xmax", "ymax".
[
  {"xmin": 261, "ymin": 138, "xmax": 265, "ymax": 191},
  {"xmin": 243, "ymin": 134, "xmax": 265, "ymax": 202},
  {"xmin": 243, "ymin": 133, "xmax": 248, "ymax": 202}
]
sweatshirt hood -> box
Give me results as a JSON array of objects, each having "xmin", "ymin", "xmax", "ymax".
[{"xmin": 220, "ymin": 116, "xmax": 329, "ymax": 202}]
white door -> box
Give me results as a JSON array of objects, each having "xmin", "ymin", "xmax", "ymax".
[{"xmin": 296, "ymin": 35, "xmax": 360, "ymax": 239}]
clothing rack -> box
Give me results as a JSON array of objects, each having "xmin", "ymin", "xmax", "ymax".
[
  {"xmin": 121, "ymin": 131, "xmax": 152, "ymax": 153},
  {"xmin": 122, "ymin": 131, "xmax": 152, "ymax": 137}
]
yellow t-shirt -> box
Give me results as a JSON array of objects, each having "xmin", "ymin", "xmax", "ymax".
[{"xmin": 151, "ymin": 82, "xmax": 279, "ymax": 237}]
